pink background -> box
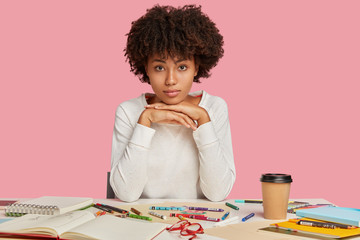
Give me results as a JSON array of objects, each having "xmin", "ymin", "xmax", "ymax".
[{"xmin": 0, "ymin": 1, "xmax": 359, "ymax": 208}]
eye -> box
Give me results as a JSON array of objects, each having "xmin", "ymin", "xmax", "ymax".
[
  {"xmin": 155, "ymin": 66, "xmax": 165, "ymax": 71},
  {"xmin": 178, "ymin": 65, "xmax": 187, "ymax": 71}
]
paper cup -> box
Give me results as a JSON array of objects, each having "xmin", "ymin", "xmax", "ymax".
[{"xmin": 260, "ymin": 173, "xmax": 292, "ymax": 220}]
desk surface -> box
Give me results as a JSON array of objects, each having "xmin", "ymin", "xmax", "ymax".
[{"xmin": 1, "ymin": 198, "xmax": 358, "ymax": 240}]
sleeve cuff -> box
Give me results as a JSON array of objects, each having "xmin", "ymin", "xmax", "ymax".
[
  {"xmin": 193, "ymin": 121, "xmax": 218, "ymax": 147},
  {"xmin": 129, "ymin": 123, "xmax": 155, "ymax": 149}
]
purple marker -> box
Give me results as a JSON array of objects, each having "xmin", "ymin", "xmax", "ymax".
[{"xmin": 188, "ymin": 207, "xmax": 224, "ymax": 212}]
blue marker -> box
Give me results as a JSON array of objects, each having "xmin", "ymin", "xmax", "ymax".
[
  {"xmin": 221, "ymin": 211, "xmax": 230, "ymax": 221},
  {"xmin": 242, "ymin": 213, "xmax": 255, "ymax": 222}
]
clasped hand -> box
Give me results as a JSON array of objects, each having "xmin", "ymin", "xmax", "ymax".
[{"xmin": 138, "ymin": 101, "xmax": 210, "ymax": 131}]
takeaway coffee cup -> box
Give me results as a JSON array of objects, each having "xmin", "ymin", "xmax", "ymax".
[{"xmin": 260, "ymin": 173, "xmax": 293, "ymax": 219}]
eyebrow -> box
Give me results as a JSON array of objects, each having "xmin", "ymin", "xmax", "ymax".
[{"xmin": 151, "ymin": 58, "xmax": 187, "ymax": 64}]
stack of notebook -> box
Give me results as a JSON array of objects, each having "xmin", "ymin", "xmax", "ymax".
[{"xmin": 261, "ymin": 206, "xmax": 360, "ymax": 239}]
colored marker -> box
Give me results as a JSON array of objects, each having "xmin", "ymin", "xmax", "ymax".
[
  {"xmin": 181, "ymin": 211, "xmax": 206, "ymax": 215},
  {"xmin": 149, "ymin": 211, "xmax": 167, "ymax": 220},
  {"xmin": 149, "ymin": 206, "xmax": 186, "ymax": 211},
  {"xmin": 235, "ymin": 200, "xmax": 263, "ymax": 204},
  {"xmin": 188, "ymin": 207, "xmax": 224, "ymax": 212},
  {"xmin": 96, "ymin": 203, "xmax": 128, "ymax": 214},
  {"xmin": 169, "ymin": 213, "xmax": 205, "ymax": 218},
  {"xmin": 128, "ymin": 213, "xmax": 152, "ymax": 221},
  {"xmin": 131, "ymin": 208, "xmax": 142, "ymax": 215},
  {"xmin": 242, "ymin": 213, "xmax": 255, "ymax": 222},
  {"xmin": 221, "ymin": 211, "xmax": 230, "ymax": 221},
  {"xmin": 189, "ymin": 215, "xmax": 220, "ymax": 222},
  {"xmin": 225, "ymin": 202, "xmax": 239, "ymax": 210},
  {"xmin": 235, "ymin": 200, "xmax": 296, "ymax": 204},
  {"xmin": 289, "ymin": 219, "xmax": 357, "ymax": 229}
]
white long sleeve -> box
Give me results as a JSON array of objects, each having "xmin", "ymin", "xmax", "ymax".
[{"xmin": 110, "ymin": 91, "xmax": 236, "ymax": 202}]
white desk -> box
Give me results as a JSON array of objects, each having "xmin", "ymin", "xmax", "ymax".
[{"xmin": 1, "ymin": 198, "xmax": 358, "ymax": 240}]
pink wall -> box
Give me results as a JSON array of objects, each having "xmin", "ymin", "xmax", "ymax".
[{"xmin": 0, "ymin": 1, "xmax": 359, "ymax": 208}]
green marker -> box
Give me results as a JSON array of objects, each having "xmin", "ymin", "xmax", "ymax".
[
  {"xmin": 128, "ymin": 213, "xmax": 152, "ymax": 221},
  {"xmin": 225, "ymin": 202, "xmax": 239, "ymax": 210}
]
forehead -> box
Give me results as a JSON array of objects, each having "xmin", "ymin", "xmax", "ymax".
[{"xmin": 148, "ymin": 53, "xmax": 193, "ymax": 62}]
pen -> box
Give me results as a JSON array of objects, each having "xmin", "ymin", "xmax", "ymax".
[
  {"xmin": 242, "ymin": 213, "xmax": 255, "ymax": 222},
  {"xmin": 225, "ymin": 202, "xmax": 239, "ymax": 210},
  {"xmin": 128, "ymin": 213, "xmax": 152, "ymax": 221},
  {"xmin": 289, "ymin": 219, "xmax": 357, "ymax": 229},
  {"xmin": 130, "ymin": 208, "xmax": 142, "ymax": 215},
  {"xmin": 221, "ymin": 212, "xmax": 230, "ymax": 221},
  {"xmin": 189, "ymin": 215, "xmax": 220, "ymax": 222},
  {"xmin": 149, "ymin": 211, "xmax": 167, "ymax": 220},
  {"xmin": 96, "ymin": 203, "xmax": 128, "ymax": 214},
  {"xmin": 188, "ymin": 207, "xmax": 224, "ymax": 212}
]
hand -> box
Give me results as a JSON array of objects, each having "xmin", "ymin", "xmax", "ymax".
[
  {"xmin": 145, "ymin": 101, "xmax": 210, "ymax": 127},
  {"xmin": 138, "ymin": 108, "xmax": 198, "ymax": 131}
]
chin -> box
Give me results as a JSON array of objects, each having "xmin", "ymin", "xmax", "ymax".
[{"xmin": 162, "ymin": 97, "xmax": 184, "ymax": 105}]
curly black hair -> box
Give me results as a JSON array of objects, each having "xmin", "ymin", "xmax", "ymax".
[{"xmin": 124, "ymin": 5, "xmax": 224, "ymax": 84}]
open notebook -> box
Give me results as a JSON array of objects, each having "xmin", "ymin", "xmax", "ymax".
[
  {"xmin": 0, "ymin": 211, "xmax": 167, "ymax": 240},
  {"xmin": 5, "ymin": 196, "xmax": 93, "ymax": 216}
]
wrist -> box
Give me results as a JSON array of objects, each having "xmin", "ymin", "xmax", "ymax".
[
  {"xmin": 138, "ymin": 109, "xmax": 151, "ymax": 128},
  {"xmin": 197, "ymin": 108, "xmax": 210, "ymax": 126}
]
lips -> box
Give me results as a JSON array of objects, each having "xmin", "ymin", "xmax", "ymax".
[{"xmin": 164, "ymin": 90, "xmax": 180, "ymax": 97}]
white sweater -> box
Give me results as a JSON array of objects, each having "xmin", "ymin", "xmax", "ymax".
[{"xmin": 110, "ymin": 91, "xmax": 236, "ymax": 202}]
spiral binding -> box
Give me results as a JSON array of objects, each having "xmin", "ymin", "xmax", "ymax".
[{"xmin": 5, "ymin": 203, "xmax": 59, "ymax": 217}]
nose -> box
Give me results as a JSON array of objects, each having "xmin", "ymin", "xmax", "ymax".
[{"xmin": 165, "ymin": 69, "xmax": 177, "ymax": 86}]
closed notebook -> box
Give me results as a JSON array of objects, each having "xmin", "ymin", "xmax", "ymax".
[
  {"xmin": 296, "ymin": 207, "xmax": 360, "ymax": 227},
  {"xmin": 0, "ymin": 211, "xmax": 167, "ymax": 240},
  {"xmin": 5, "ymin": 196, "xmax": 93, "ymax": 216}
]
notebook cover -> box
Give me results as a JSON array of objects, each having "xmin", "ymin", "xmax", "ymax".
[{"xmin": 296, "ymin": 207, "xmax": 360, "ymax": 227}]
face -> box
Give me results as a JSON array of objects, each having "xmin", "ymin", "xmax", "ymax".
[{"xmin": 145, "ymin": 53, "xmax": 198, "ymax": 105}]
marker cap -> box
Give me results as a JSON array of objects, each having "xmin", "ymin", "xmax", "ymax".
[{"xmin": 260, "ymin": 173, "xmax": 292, "ymax": 183}]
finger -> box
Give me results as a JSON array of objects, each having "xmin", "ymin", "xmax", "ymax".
[
  {"xmin": 170, "ymin": 112, "xmax": 197, "ymax": 130},
  {"xmin": 145, "ymin": 103, "xmax": 166, "ymax": 109}
]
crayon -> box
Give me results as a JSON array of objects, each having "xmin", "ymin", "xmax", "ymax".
[
  {"xmin": 149, "ymin": 211, "xmax": 167, "ymax": 220},
  {"xmin": 189, "ymin": 215, "xmax": 220, "ymax": 222},
  {"xmin": 130, "ymin": 208, "xmax": 142, "ymax": 215},
  {"xmin": 225, "ymin": 202, "xmax": 239, "ymax": 210},
  {"xmin": 242, "ymin": 213, "xmax": 255, "ymax": 222},
  {"xmin": 128, "ymin": 213, "xmax": 152, "ymax": 221},
  {"xmin": 221, "ymin": 212, "xmax": 230, "ymax": 221}
]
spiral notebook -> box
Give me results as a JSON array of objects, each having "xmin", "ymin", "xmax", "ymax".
[{"xmin": 5, "ymin": 196, "xmax": 93, "ymax": 216}]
